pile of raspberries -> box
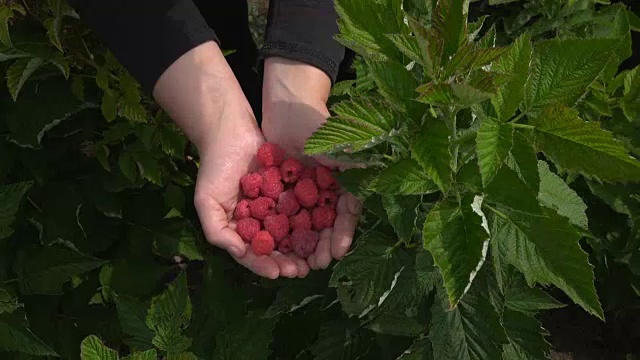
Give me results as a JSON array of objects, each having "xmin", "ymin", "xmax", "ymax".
[{"xmin": 235, "ymin": 142, "xmax": 339, "ymax": 258}]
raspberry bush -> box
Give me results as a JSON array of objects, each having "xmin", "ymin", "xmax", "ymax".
[{"xmin": 1, "ymin": 0, "xmax": 640, "ymax": 359}]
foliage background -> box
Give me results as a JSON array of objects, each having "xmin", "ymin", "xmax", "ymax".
[{"xmin": 1, "ymin": 0, "xmax": 640, "ymax": 359}]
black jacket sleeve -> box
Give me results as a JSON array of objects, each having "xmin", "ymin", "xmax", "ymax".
[
  {"xmin": 67, "ymin": 0, "xmax": 218, "ymax": 94},
  {"xmin": 259, "ymin": 0, "xmax": 346, "ymax": 84}
]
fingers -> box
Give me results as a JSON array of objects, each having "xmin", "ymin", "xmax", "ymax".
[
  {"xmin": 287, "ymin": 253, "xmax": 310, "ymax": 278},
  {"xmin": 232, "ymin": 251, "xmax": 280, "ymax": 279},
  {"xmin": 312, "ymin": 228, "xmax": 333, "ymax": 269},
  {"xmin": 195, "ymin": 193, "xmax": 247, "ymax": 258},
  {"xmin": 331, "ymin": 192, "xmax": 362, "ymax": 260},
  {"xmin": 270, "ymin": 251, "xmax": 298, "ymax": 278}
]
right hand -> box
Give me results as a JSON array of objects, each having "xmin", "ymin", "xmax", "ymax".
[{"xmin": 153, "ymin": 41, "xmax": 309, "ymax": 279}]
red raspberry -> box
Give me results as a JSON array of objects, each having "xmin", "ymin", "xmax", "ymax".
[
  {"xmin": 316, "ymin": 165, "xmax": 338, "ymax": 190},
  {"xmin": 278, "ymin": 236, "xmax": 293, "ymax": 254},
  {"xmin": 234, "ymin": 199, "xmax": 252, "ymax": 220},
  {"xmin": 276, "ymin": 190, "xmax": 300, "ymax": 216},
  {"xmin": 250, "ymin": 197, "xmax": 276, "ymax": 220},
  {"xmin": 260, "ymin": 166, "xmax": 282, "ymax": 182},
  {"xmin": 294, "ymin": 178, "xmax": 319, "ymax": 207},
  {"xmin": 251, "ymin": 230, "xmax": 274, "ymax": 256},
  {"xmin": 264, "ymin": 214, "xmax": 289, "ymax": 241},
  {"xmin": 237, "ymin": 217, "xmax": 260, "ymax": 243},
  {"xmin": 289, "ymin": 209, "xmax": 312, "ymax": 231},
  {"xmin": 280, "ymin": 158, "xmax": 304, "ymax": 183},
  {"xmin": 291, "ymin": 229, "xmax": 319, "ymax": 259},
  {"xmin": 312, "ymin": 206, "xmax": 336, "ymax": 230},
  {"xmin": 318, "ymin": 190, "xmax": 338, "ymax": 208},
  {"xmin": 299, "ymin": 167, "xmax": 316, "ymax": 181},
  {"xmin": 240, "ymin": 172, "xmax": 262, "ymax": 198},
  {"xmin": 257, "ymin": 142, "xmax": 285, "ymax": 168}
]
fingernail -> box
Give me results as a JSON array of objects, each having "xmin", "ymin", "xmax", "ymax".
[
  {"xmin": 229, "ymin": 246, "xmax": 243, "ymax": 258},
  {"xmin": 349, "ymin": 198, "xmax": 363, "ymax": 215}
]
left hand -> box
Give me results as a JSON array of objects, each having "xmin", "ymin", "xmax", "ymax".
[{"xmin": 261, "ymin": 57, "xmax": 362, "ymax": 270}]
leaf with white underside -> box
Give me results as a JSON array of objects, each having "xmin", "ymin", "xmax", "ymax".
[
  {"xmin": 531, "ymin": 105, "xmax": 640, "ymax": 182},
  {"xmin": 492, "ymin": 33, "xmax": 532, "ymax": 121},
  {"xmin": 523, "ymin": 37, "xmax": 619, "ymax": 115},
  {"xmin": 476, "ymin": 118, "xmax": 514, "ymax": 187},
  {"xmin": 330, "ymin": 231, "xmax": 412, "ymax": 317},
  {"xmin": 0, "ymin": 181, "xmax": 32, "ymax": 240},
  {"xmin": 429, "ymin": 283, "xmax": 507, "ymax": 360},
  {"xmin": 7, "ymin": 57, "xmax": 44, "ymax": 101},
  {"xmin": 411, "ymin": 120, "xmax": 452, "ymax": 193},
  {"xmin": 305, "ymin": 97, "xmax": 400, "ymax": 155},
  {"xmin": 423, "ymin": 196, "xmax": 490, "ymax": 306},
  {"xmin": 80, "ymin": 335, "xmax": 118, "ymax": 360},
  {"xmin": 369, "ymin": 159, "xmax": 439, "ymax": 195},
  {"xmin": 537, "ymin": 161, "xmax": 588, "ymax": 229}
]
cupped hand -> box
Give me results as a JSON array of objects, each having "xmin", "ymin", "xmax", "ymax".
[{"xmin": 261, "ymin": 57, "xmax": 362, "ymax": 270}]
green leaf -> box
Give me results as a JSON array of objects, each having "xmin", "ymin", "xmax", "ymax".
[
  {"xmin": 505, "ymin": 131, "xmax": 539, "ymax": 192},
  {"xmin": 213, "ymin": 314, "xmax": 277, "ymax": 360},
  {"xmin": 621, "ymin": 66, "xmax": 640, "ymax": 121},
  {"xmin": 115, "ymin": 295, "xmax": 154, "ymax": 351},
  {"xmin": 435, "ymin": 0, "xmax": 466, "ymax": 61},
  {"xmin": 118, "ymin": 151, "xmax": 138, "ymax": 182},
  {"xmin": 0, "ymin": 288, "xmax": 20, "ymax": 314},
  {"xmin": 397, "ymin": 337, "xmax": 432, "ymax": 360},
  {"xmin": 7, "ymin": 57, "xmax": 45, "ymax": 101},
  {"xmin": 629, "ymin": 9, "xmax": 640, "ymax": 31},
  {"xmin": 159, "ymin": 126, "xmax": 187, "ymax": 158},
  {"xmin": 383, "ymin": 195, "xmax": 420, "ymax": 244},
  {"xmin": 423, "ymin": 196, "xmax": 490, "ymax": 306},
  {"xmin": 263, "ymin": 273, "xmax": 326, "ymax": 318},
  {"xmin": 146, "ymin": 271, "xmax": 192, "ymax": 355},
  {"xmin": 386, "ymin": 33, "xmax": 424, "ymax": 66},
  {"xmin": 334, "ymin": 0, "xmax": 404, "ymax": 61},
  {"xmin": 44, "ymin": 17, "xmax": 63, "ymax": 52},
  {"xmin": 154, "ymin": 223, "xmax": 203, "ymax": 260},
  {"xmin": 167, "ymin": 353, "xmax": 197, "ymax": 360},
  {"xmin": 102, "ymin": 92, "xmax": 117, "ymax": 122},
  {"xmin": 489, "ymin": 205, "xmax": 604, "ymax": 319},
  {"xmin": 119, "ymin": 99, "xmax": 148, "ymax": 123},
  {"xmin": 531, "ymin": 105, "xmax": 640, "ymax": 182},
  {"xmin": 80, "ymin": 335, "xmax": 118, "ymax": 360},
  {"xmin": 492, "ymin": 33, "xmax": 532, "ymax": 121},
  {"xmin": 476, "ymin": 119, "xmax": 514, "ymax": 187},
  {"xmin": 305, "ymin": 97, "xmax": 400, "ymax": 155},
  {"xmin": 0, "ymin": 181, "xmax": 32, "ymax": 240},
  {"xmin": 429, "ymin": 283, "xmax": 507, "ymax": 360},
  {"xmin": 0, "ymin": 5, "xmax": 24, "ymax": 47},
  {"xmin": 501, "ymin": 309, "xmax": 551, "ymax": 360},
  {"xmin": 504, "ymin": 275, "xmax": 565, "ymax": 314},
  {"xmin": 368, "ymin": 60, "xmax": 421, "ymax": 113},
  {"xmin": 123, "ymin": 349, "xmax": 158, "ymax": 360},
  {"xmin": 369, "ymin": 159, "xmax": 439, "ymax": 195},
  {"xmin": 537, "ymin": 160, "xmax": 588, "ymax": 229},
  {"xmin": 0, "ymin": 313, "xmax": 58, "ymax": 356},
  {"xmin": 329, "ymin": 231, "xmax": 412, "ymax": 317},
  {"xmin": 13, "ymin": 245, "xmax": 106, "ymax": 295},
  {"xmin": 132, "ymin": 152, "xmax": 163, "ymax": 185},
  {"xmin": 411, "ymin": 120, "xmax": 452, "ymax": 192},
  {"xmin": 523, "ymin": 38, "xmax": 619, "ymax": 115},
  {"xmin": 310, "ymin": 320, "xmax": 373, "ymax": 360}
]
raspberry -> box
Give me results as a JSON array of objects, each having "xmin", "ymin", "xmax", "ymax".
[
  {"xmin": 291, "ymin": 229, "xmax": 319, "ymax": 259},
  {"xmin": 299, "ymin": 167, "xmax": 316, "ymax": 181},
  {"xmin": 276, "ymin": 190, "xmax": 300, "ymax": 216},
  {"xmin": 234, "ymin": 199, "xmax": 252, "ymax": 220},
  {"xmin": 251, "ymin": 230, "xmax": 274, "ymax": 256},
  {"xmin": 260, "ymin": 166, "xmax": 282, "ymax": 182},
  {"xmin": 318, "ymin": 190, "xmax": 338, "ymax": 208},
  {"xmin": 250, "ymin": 197, "xmax": 276, "ymax": 220},
  {"xmin": 257, "ymin": 142, "xmax": 285, "ymax": 168},
  {"xmin": 264, "ymin": 214, "xmax": 289, "ymax": 241},
  {"xmin": 289, "ymin": 209, "xmax": 312, "ymax": 231},
  {"xmin": 316, "ymin": 165, "xmax": 338, "ymax": 190},
  {"xmin": 280, "ymin": 158, "xmax": 304, "ymax": 183},
  {"xmin": 294, "ymin": 178, "xmax": 319, "ymax": 207},
  {"xmin": 278, "ymin": 236, "xmax": 293, "ymax": 254},
  {"xmin": 237, "ymin": 217, "xmax": 260, "ymax": 243},
  {"xmin": 261, "ymin": 178, "xmax": 284, "ymax": 200},
  {"xmin": 240, "ymin": 172, "xmax": 262, "ymax": 198},
  {"xmin": 312, "ymin": 206, "xmax": 336, "ymax": 230}
]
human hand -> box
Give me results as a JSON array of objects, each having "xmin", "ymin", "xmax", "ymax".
[
  {"xmin": 261, "ymin": 57, "xmax": 362, "ymax": 270},
  {"xmin": 153, "ymin": 43, "xmax": 309, "ymax": 279}
]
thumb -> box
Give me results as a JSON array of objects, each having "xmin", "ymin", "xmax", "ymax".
[{"xmin": 194, "ymin": 194, "xmax": 247, "ymax": 258}]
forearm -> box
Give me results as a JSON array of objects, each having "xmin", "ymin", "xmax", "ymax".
[{"xmin": 263, "ymin": 57, "xmax": 332, "ymax": 107}]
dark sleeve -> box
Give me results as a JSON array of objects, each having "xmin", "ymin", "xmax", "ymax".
[
  {"xmin": 67, "ymin": 0, "xmax": 219, "ymax": 94},
  {"xmin": 259, "ymin": 0, "xmax": 346, "ymax": 84}
]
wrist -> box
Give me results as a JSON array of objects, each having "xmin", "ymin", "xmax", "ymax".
[
  {"xmin": 262, "ymin": 57, "xmax": 331, "ymax": 111},
  {"xmin": 153, "ymin": 41, "xmax": 256, "ymax": 152}
]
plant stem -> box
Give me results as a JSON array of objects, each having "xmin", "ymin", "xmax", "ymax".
[
  {"xmin": 448, "ymin": 108, "xmax": 459, "ymax": 173},
  {"xmin": 511, "ymin": 123, "xmax": 535, "ymax": 130},
  {"xmin": 508, "ymin": 112, "xmax": 527, "ymax": 123}
]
